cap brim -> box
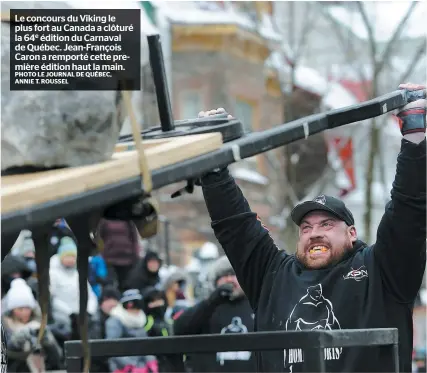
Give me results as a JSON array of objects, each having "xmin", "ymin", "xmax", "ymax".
[{"xmin": 291, "ymin": 201, "xmax": 344, "ymax": 226}]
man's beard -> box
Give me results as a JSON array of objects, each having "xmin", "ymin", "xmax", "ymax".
[
  {"xmin": 296, "ymin": 239, "xmax": 353, "ymax": 269},
  {"xmin": 231, "ymin": 286, "xmax": 245, "ymax": 300}
]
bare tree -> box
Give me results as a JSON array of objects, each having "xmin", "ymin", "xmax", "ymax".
[
  {"xmin": 355, "ymin": 1, "xmax": 418, "ymax": 242},
  {"xmin": 273, "ymin": 2, "xmax": 327, "ymax": 252},
  {"xmin": 376, "ymin": 39, "xmax": 426, "ymax": 202},
  {"xmin": 320, "ymin": 2, "xmax": 420, "ymax": 242}
]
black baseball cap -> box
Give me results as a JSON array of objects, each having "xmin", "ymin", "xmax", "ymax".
[{"xmin": 291, "ymin": 195, "xmax": 355, "ymax": 226}]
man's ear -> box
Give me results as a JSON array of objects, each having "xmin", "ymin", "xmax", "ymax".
[{"xmin": 348, "ymin": 225, "xmax": 357, "ymax": 242}]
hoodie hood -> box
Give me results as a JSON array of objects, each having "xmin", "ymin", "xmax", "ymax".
[
  {"xmin": 162, "ymin": 268, "xmax": 190, "ymax": 291},
  {"xmin": 11, "ymin": 230, "xmax": 35, "ymax": 257},
  {"xmin": 1, "ymin": 255, "xmax": 33, "ymax": 278},
  {"xmin": 142, "ymin": 250, "xmax": 162, "ymax": 279},
  {"xmin": 143, "ymin": 250, "xmax": 162, "ymax": 267},
  {"xmin": 207, "ymin": 256, "xmax": 246, "ymax": 299}
]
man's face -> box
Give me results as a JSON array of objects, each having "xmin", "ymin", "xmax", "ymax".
[
  {"xmin": 296, "ymin": 211, "xmax": 357, "ymax": 269},
  {"xmin": 147, "ymin": 259, "xmax": 160, "ymax": 273},
  {"xmin": 217, "ymin": 274, "xmax": 242, "ymax": 293}
]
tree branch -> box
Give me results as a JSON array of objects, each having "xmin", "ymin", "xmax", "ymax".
[
  {"xmin": 265, "ymin": 151, "xmax": 299, "ymax": 206},
  {"xmin": 394, "ymin": 40, "xmax": 426, "ymax": 85},
  {"xmin": 375, "ymin": 2, "xmax": 418, "ymax": 76},
  {"xmin": 318, "ymin": 3, "xmax": 369, "ymax": 84},
  {"xmin": 355, "ymin": 2, "xmax": 376, "ymax": 64},
  {"xmin": 293, "ymin": 2, "xmax": 317, "ymax": 64}
]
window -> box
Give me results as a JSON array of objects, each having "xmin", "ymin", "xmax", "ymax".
[
  {"xmin": 235, "ymin": 98, "xmax": 254, "ymax": 133},
  {"xmin": 180, "ymin": 91, "xmax": 202, "ymax": 120}
]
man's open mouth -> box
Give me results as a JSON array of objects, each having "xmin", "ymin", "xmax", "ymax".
[{"xmin": 309, "ymin": 245, "xmax": 329, "ymax": 254}]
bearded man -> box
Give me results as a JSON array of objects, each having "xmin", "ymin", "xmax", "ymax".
[
  {"xmin": 197, "ymin": 83, "xmax": 426, "ymax": 372},
  {"xmin": 174, "ymin": 256, "xmax": 256, "ymax": 373}
]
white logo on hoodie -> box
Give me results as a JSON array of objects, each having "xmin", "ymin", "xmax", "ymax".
[
  {"xmin": 283, "ymin": 284, "xmax": 342, "ymax": 371},
  {"xmin": 217, "ymin": 317, "xmax": 252, "ymax": 365}
]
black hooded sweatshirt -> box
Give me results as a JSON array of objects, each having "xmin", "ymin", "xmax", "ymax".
[
  {"xmin": 174, "ymin": 295, "xmax": 256, "ymax": 372},
  {"xmin": 125, "ymin": 251, "xmax": 162, "ymax": 293},
  {"xmin": 200, "ymin": 138, "xmax": 426, "ymax": 372}
]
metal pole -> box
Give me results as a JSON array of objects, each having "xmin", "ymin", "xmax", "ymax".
[
  {"xmin": 147, "ymin": 34, "xmax": 175, "ymax": 132},
  {"xmin": 393, "ymin": 343, "xmax": 399, "ymax": 373},
  {"xmin": 159, "ymin": 215, "xmax": 172, "ymax": 266},
  {"xmin": 164, "ymin": 218, "xmax": 171, "ymax": 266}
]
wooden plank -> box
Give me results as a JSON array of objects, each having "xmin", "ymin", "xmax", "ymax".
[
  {"xmin": 1, "ymin": 169, "xmax": 59, "ymax": 186},
  {"xmin": 1, "ymin": 141, "xmax": 172, "ymax": 186},
  {"xmin": 114, "ymin": 138, "xmax": 171, "ymax": 153},
  {"xmin": 1, "ymin": 133, "xmax": 223, "ymax": 214}
]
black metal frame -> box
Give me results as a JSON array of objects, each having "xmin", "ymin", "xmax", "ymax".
[
  {"xmin": 64, "ymin": 328, "xmax": 399, "ymax": 373},
  {"xmin": 0, "ymin": 88, "xmax": 411, "ymax": 237},
  {"xmin": 0, "ymin": 29, "xmax": 414, "ymax": 238}
]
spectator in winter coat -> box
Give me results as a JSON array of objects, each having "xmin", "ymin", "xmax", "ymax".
[
  {"xmin": 2, "ymin": 279, "xmax": 62, "ymax": 373},
  {"xmin": 49, "ymin": 219, "xmax": 77, "ymax": 258},
  {"xmin": 105, "ymin": 289, "xmax": 158, "ymax": 373},
  {"xmin": 49, "ymin": 237, "xmax": 98, "ymax": 344},
  {"xmin": 88, "ymin": 253, "xmax": 110, "ymax": 299},
  {"xmin": 1, "ymin": 254, "xmax": 33, "ymax": 305},
  {"xmin": 162, "ymin": 269, "xmax": 191, "ymax": 323},
  {"xmin": 10, "ymin": 231, "xmax": 40, "ymax": 300},
  {"xmin": 10, "ymin": 230, "xmax": 37, "ymax": 273},
  {"xmin": 90, "ymin": 286, "xmax": 122, "ymax": 373},
  {"xmin": 141, "ymin": 287, "xmax": 183, "ymax": 373},
  {"xmin": 141, "ymin": 287, "xmax": 170, "ymax": 337},
  {"xmin": 413, "ymin": 348, "xmax": 427, "ymax": 373},
  {"xmin": 96, "ymin": 218, "xmax": 141, "ymax": 292},
  {"xmin": 95, "ymin": 285, "xmax": 122, "ymax": 339},
  {"xmin": 174, "ymin": 256, "xmax": 256, "ymax": 373},
  {"xmin": 126, "ymin": 250, "xmax": 162, "ymax": 294}
]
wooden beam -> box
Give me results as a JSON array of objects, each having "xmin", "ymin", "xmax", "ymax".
[
  {"xmin": 1, "ymin": 133, "xmax": 223, "ymax": 214},
  {"xmin": 114, "ymin": 138, "xmax": 172, "ymax": 152}
]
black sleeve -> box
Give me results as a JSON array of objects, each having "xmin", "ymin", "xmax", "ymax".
[
  {"xmin": 201, "ymin": 168, "xmax": 283, "ymax": 310},
  {"xmin": 173, "ymin": 299, "xmax": 218, "ymax": 336},
  {"xmin": 373, "ymin": 138, "xmax": 426, "ymax": 303}
]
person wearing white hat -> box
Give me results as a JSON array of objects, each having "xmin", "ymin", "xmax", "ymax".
[
  {"xmin": 2, "ymin": 279, "xmax": 62, "ymax": 372},
  {"xmin": 49, "ymin": 237, "xmax": 98, "ymax": 344}
]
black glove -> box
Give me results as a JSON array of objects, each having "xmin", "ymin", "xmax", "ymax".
[
  {"xmin": 209, "ymin": 283, "xmax": 234, "ymax": 304},
  {"xmin": 396, "ymin": 84, "xmax": 426, "ymax": 136}
]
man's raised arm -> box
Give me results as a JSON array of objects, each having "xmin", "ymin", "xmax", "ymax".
[
  {"xmin": 373, "ymin": 83, "xmax": 427, "ymax": 303},
  {"xmin": 199, "ymin": 109, "xmax": 282, "ymax": 309}
]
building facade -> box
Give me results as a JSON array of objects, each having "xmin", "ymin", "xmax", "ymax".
[{"xmin": 144, "ymin": 1, "xmax": 286, "ymax": 264}]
